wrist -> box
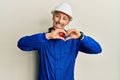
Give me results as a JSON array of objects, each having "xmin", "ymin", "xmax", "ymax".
[{"xmin": 78, "ymin": 32, "xmax": 84, "ymax": 40}]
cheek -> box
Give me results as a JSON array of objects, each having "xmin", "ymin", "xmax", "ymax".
[
  {"xmin": 53, "ymin": 17, "xmax": 57, "ymax": 24},
  {"xmin": 64, "ymin": 21, "xmax": 70, "ymax": 25},
  {"xmin": 53, "ymin": 17, "xmax": 58, "ymax": 23}
]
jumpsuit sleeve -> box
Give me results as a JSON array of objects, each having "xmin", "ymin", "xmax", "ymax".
[
  {"xmin": 78, "ymin": 35, "xmax": 102, "ymax": 54},
  {"xmin": 17, "ymin": 33, "xmax": 48, "ymax": 51}
]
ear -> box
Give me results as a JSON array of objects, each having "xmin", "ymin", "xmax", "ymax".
[
  {"xmin": 52, "ymin": 15, "xmax": 54, "ymax": 20},
  {"xmin": 52, "ymin": 14, "xmax": 56, "ymax": 21}
]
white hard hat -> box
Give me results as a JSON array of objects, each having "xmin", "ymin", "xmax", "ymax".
[{"xmin": 52, "ymin": 3, "xmax": 73, "ymax": 21}]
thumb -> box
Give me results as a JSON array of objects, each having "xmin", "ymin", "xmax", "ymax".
[
  {"xmin": 65, "ymin": 37, "xmax": 72, "ymax": 41},
  {"xmin": 57, "ymin": 36, "xmax": 66, "ymax": 41}
]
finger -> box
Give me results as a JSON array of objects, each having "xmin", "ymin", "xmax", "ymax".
[
  {"xmin": 59, "ymin": 29, "xmax": 67, "ymax": 35},
  {"xmin": 67, "ymin": 29, "xmax": 76, "ymax": 34},
  {"xmin": 57, "ymin": 36, "xmax": 66, "ymax": 41},
  {"xmin": 56, "ymin": 29, "xmax": 67, "ymax": 37},
  {"xmin": 65, "ymin": 37, "xmax": 72, "ymax": 41},
  {"xmin": 65, "ymin": 33, "xmax": 70, "ymax": 37},
  {"xmin": 55, "ymin": 29, "xmax": 66, "ymax": 34}
]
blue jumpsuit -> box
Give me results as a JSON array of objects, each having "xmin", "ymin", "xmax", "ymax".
[{"xmin": 17, "ymin": 28, "xmax": 102, "ymax": 80}]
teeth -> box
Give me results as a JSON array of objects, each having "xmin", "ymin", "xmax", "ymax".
[{"xmin": 56, "ymin": 24, "xmax": 61, "ymax": 27}]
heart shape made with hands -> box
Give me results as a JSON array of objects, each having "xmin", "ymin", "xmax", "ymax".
[{"xmin": 49, "ymin": 28, "xmax": 80, "ymax": 40}]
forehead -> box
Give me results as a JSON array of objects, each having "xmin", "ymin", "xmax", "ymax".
[{"xmin": 54, "ymin": 11, "xmax": 70, "ymax": 18}]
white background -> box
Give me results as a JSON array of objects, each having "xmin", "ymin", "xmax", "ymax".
[{"xmin": 0, "ymin": 0, "xmax": 119, "ymax": 80}]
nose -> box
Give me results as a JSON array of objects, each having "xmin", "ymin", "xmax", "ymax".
[{"xmin": 58, "ymin": 17, "xmax": 63, "ymax": 23}]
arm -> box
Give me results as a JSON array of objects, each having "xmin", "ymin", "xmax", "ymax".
[
  {"xmin": 17, "ymin": 29, "xmax": 67, "ymax": 51},
  {"xmin": 17, "ymin": 33, "xmax": 48, "ymax": 51},
  {"xmin": 65, "ymin": 29, "xmax": 102, "ymax": 54},
  {"xmin": 78, "ymin": 35, "xmax": 102, "ymax": 54}
]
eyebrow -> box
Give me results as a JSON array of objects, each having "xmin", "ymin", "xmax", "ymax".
[
  {"xmin": 53, "ymin": 11, "xmax": 71, "ymax": 20},
  {"xmin": 55, "ymin": 12, "xmax": 68, "ymax": 17},
  {"xmin": 54, "ymin": 11, "xmax": 70, "ymax": 20}
]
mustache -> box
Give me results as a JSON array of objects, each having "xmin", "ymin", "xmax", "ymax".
[{"xmin": 56, "ymin": 22, "xmax": 62, "ymax": 25}]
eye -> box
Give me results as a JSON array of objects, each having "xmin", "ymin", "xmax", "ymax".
[
  {"xmin": 63, "ymin": 17, "xmax": 68, "ymax": 21},
  {"xmin": 63, "ymin": 18, "xmax": 66, "ymax": 20},
  {"xmin": 55, "ymin": 14, "xmax": 60, "ymax": 18}
]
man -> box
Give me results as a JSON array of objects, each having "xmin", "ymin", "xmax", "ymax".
[{"xmin": 17, "ymin": 3, "xmax": 102, "ymax": 80}]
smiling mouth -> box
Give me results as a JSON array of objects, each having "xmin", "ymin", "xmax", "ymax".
[
  {"xmin": 54, "ymin": 23, "xmax": 62, "ymax": 29},
  {"xmin": 56, "ymin": 23, "xmax": 61, "ymax": 27}
]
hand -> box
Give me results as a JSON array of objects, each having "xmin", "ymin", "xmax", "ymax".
[
  {"xmin": 46, "ymin": 28, "xmax": 81, "ymax": 41},
  {"xmin": 46, "ymin": 29, "xmax": 66, "ymax": 41},
  {"xmin": 65, "ymin": 29, "xmax": 80, "ymax": 41}
]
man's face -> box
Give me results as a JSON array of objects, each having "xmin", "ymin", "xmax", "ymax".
[{"xmin": 53, "ymin": 11, "xmax": 70, "ymax": 29}]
